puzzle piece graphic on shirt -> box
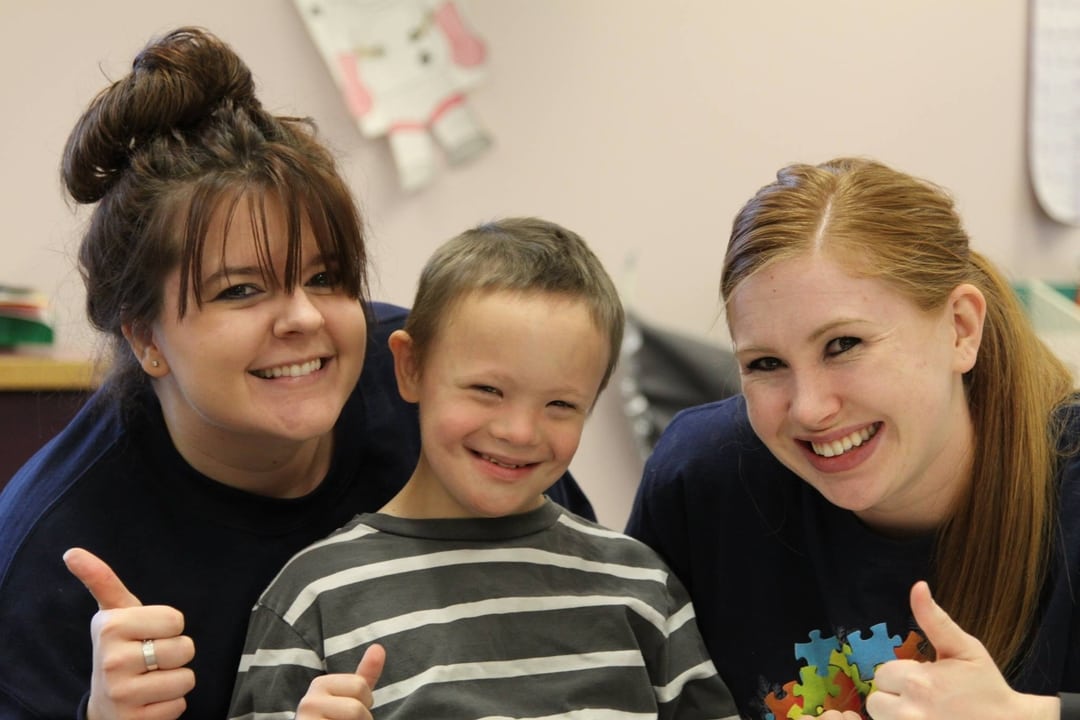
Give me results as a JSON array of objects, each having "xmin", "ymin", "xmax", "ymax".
[
  {"xmin": 895, "ymin": 629, "xmax": 931, "ymax": 662},
  {"xmin": 765, "ymin": 622, "xmax": 914, "ymax": 720},
  {"xmin": 792, "ymin": 663, "xmax": 838, "ymax": 715},
  {"xmin": 764, "ymin": 680, "xmax": 802, "ymax": 720},
  {"xmin": 823, "ymin": 668, "xmax": 861, "ymax": 713},
  {"xmin": 846, "ymin": 623, "xmax": 902, "ymax": 680},
  {"xmin": 830, "ymin": 646, "xmax": 870, "ymax": 696},
  {"xmin": 794, "ymin": 629, "xmax": 840, "ymax": 677}
]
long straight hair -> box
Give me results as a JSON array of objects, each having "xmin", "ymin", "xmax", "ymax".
[{"xmin": 722, "ymin": 157, "xmax": 1074, "ymax": 673}]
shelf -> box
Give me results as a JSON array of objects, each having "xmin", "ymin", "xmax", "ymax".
[{"xmin": 0, "ymin": 352, "xmax": 102, "ymax": 391}]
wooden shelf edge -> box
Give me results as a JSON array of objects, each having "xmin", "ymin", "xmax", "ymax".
[{"xmin": 0, "ymin": 354, "xmax": 103, "ymax": 391}]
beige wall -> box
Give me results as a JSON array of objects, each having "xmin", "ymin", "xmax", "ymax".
[{"xmin": 4, "ymin": 1, "xmax": 1078, "ymax": 528}]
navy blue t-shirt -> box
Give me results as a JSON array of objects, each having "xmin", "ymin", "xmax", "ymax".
[
  {"xmin": 0, "ymin": 303, "xmax": 594, "ymax": 719},
  {"xmin": 626, "ymin": 394, "xmax": 1080, "ymax": 719}
]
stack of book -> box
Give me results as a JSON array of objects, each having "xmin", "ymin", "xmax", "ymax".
[{"xmin": 0, "ymin": 286, "xmax": 53, "ymax": 347}]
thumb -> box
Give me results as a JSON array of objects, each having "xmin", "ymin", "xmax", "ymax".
[
  {"xmin": 63, "ymin": 547, "xmax": 142, "ymax": 610},
  {"xmin": 356, "ymin": 643, "xmax": 386, "ymax": 690},
  {"xmin": 910, "ymin": 580, "xmax": 982, "ymax": 661}
]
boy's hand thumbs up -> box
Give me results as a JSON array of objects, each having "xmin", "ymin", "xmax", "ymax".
[
  {"xmin": 294, "ymin": 644, "xmax": 386, "ymax": 720},
  {"xmin": 356, "ymin": 642, "xmax": 386, "ymax": 690}
]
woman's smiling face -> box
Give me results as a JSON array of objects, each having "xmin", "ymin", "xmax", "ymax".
[
  {"xmin": 727, "ymin": 251, "xmax": 984, "ymax": 533},
  {"xmin": 140, "ymin": 193, "xmax": 367, "ymax": 477}
]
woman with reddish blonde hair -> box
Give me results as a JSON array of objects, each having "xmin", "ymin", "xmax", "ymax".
[{"xmin": 628, "ymin": 157, "xmax": 1080, "ymax": 719}]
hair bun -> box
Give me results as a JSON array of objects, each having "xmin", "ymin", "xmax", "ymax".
[
  {"xmin": 62, "ymin": 26, "xmax": 258, "ymax": 203},
  {"xmin": 130, "ymin": 26, "xmax": 258, "ymax": 128}
]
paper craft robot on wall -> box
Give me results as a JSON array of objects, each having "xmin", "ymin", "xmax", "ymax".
[{"xmin": 295, "ymin": 0, "xmax": 492, "ymax": 191}]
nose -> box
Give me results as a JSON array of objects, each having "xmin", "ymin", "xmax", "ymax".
[
  {"xmin": 273, "ymin": 289, "xmax": 326, "ymax": 336},
  {"xmin": 491, "ymin": 403, "xmax": 541, "ymax": 447},
  {"xmin": 788, "ymin": 368, "xmax": 841, "ymax": 430}
]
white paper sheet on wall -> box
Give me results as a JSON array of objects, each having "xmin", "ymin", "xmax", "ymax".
[
  {"xmin": 1029, "ymin": 0, "xmax": 1080, "ymax": 226},
  {"xmin": 292, "ymin": 0, "xmax": 493, "ymax": 192}
]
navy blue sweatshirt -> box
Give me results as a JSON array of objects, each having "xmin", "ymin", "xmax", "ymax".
[
  {"xmin": 0, "ymin": 303, "xmax": 594, "ymax": 719},
  {"xmin": 627, "ymin": 394, "xmax": 1080, "ymax": 719}
]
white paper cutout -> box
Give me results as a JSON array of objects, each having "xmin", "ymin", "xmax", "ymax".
[{"xmin": 295, "ymin": 0, "xmax": 493, "ymax": 191}]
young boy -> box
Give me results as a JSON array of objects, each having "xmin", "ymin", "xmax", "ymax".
[{"xmin": 228, "ymin": 218, "xmax": 738, "ymax": 719}]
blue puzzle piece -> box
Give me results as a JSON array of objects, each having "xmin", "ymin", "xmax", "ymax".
[
  {"xmin": 794, "ymin": 629, "xmax": 841, "ymax": 677},
  {"xmin": 847, "ymin": 622, "xmax": 901, "ymax": 679}
]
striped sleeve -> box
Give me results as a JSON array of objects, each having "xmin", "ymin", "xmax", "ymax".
[
  {"xmin": 650, "ymin": 547, "xmax": 739, "ymax": 720},
  {"xmin": 227, "ymin": 602, "xmax": 325, "ymax": 720},
  {"xmin": 559, "ymin": 512, "xmax": 738, "ymax": 720}
]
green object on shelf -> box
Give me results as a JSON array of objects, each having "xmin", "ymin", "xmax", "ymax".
[
  {"xmin": 1013, "ymin": 281, "xmax": 1078, "ymax": 309},
  {"xmin": 1012, "ymin": 280, "xmax": 1080, "ymax": 335},
  {"xmin": 0, "ymin": 316, "xmax": 54, "ymax": 346},
  {"xmin": 1048, "ymin": 283, "xmax": 1079, "ymax": 303}
]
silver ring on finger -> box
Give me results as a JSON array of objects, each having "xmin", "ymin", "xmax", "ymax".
[{"xmin": 142, "ymin": 638, "xmax": 159, "ymax": 672}]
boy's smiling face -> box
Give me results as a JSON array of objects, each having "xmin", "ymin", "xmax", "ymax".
[{"xmin": 389, "ymin": 289, "xmax": 609, "ymax": 519}]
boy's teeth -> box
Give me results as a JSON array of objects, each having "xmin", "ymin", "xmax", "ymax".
[
  {"xmin": 253, "ymin": 358, "xmax": 322, "ymax": 379},
  {"xmin": 482, "ymin": 454, "xmax": 523, "ymax": 469},
  {"xmin": 811, "ymin": 424, "xmax": 878, "ymax": 458}
]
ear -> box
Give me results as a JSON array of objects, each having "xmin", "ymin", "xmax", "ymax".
[
  {"xmin": 388, "ymin": 329, "xmax": 421, "ymax": 403},
  {"xmin": 947, "ymin": 283, "xmax": 986, "ymax": 374},
  {"xmin": 121, "ymin": 320, "xmax": 169, "ymax": 378}
]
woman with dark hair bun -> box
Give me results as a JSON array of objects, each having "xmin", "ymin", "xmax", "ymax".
[{"xmin": 0, "ymin": 27, "xmax": 593, "ymax": 720}]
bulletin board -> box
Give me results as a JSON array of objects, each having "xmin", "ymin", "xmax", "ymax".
[{"xmin": 1029, "ymin": 0, "xmax": 1080, "ymax": 226}]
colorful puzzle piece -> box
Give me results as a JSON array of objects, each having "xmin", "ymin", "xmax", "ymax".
[
  {"xmin": 831, "ymin": 646, "xmax": 870, "ymax": 696},
  {"xmin": 792, "ymin": 663, "xmax": 833, "ymax": 714},
  {"xmin": 768, "ymin": 622, "xmax": 922, "ymax": 720},
  {"xmin": 764, "ymin": 680, "xmax": 801, "ymax": 720},
  {"xmin": 847, "ymin": 623, "xmax": 902, "ymax": 679},
  {"xmin": 896, "ymin": 629, "xmax": 931, "ymax": 662},
  {"xmin": 823, "ymin": 669, "xmax": 861, "ymax": 713},
  {"xmin": 794, "ymin": 629, "xmax": 840, "ymax": 677}
]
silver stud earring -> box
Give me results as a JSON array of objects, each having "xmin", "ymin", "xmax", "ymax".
[{"xmin": 151, "ymin": 360, "xmax": 160, "ymax": 368}]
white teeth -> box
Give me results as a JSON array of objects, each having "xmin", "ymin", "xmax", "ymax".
[
  {"xmin": 811, "ymin": 424, "xmax": 878, "ymax": 458},
  {"xmin": 252, "ymin": 358, "xmax": 322, "ymax": 379},
  {"xmin": 481, "ymin": 454, "xmax": 524, "ymax": 469}
]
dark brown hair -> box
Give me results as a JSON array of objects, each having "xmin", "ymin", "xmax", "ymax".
[
  {"xmin": 63, "ymin": 27, "xmax": 368, "ymax": 411},
  {"xmin": 404, "ymin": 217, "xmax": 624, "ymax": 397}
]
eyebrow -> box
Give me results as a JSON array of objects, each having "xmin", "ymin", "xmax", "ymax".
[
  {"xmin": 807, "ymin": 318, "xmax": 863, "ymax": 342},
  {"xmin": 203, "ymin": 265, "xmax": 263, "ymax": 286},
  {"xmin": 202, "ymin": 253, "xmax": 327, "ymax": 286},
  {"xmin": 734, "ymin": 317, "xmax": 864, "ymax": 355}
]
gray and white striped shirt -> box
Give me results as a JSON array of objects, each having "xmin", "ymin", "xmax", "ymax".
[{"xmin": 229, "ymin": 501, "xmax": 737, "ymax": 720}]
